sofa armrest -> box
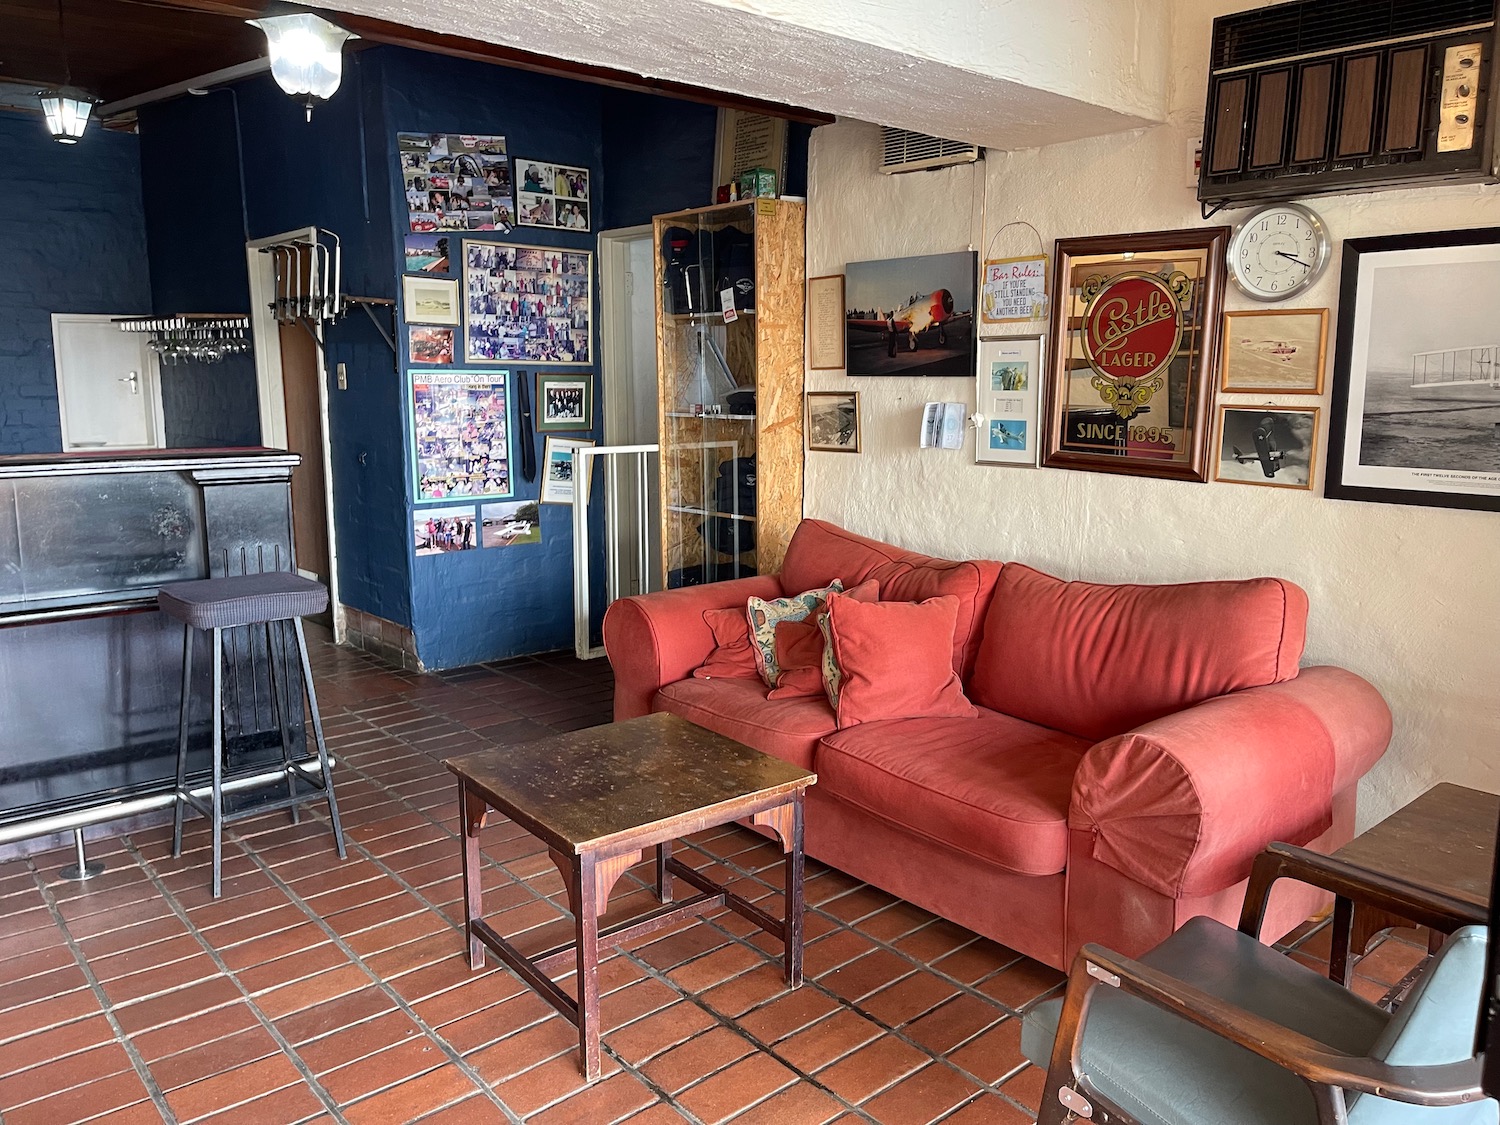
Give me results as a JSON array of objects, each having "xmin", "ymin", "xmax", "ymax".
[
  {"xmin": 1069, "ymin": 666, "xmax": 1392, "ymax": 900},
  {"xmin": 602, "ymin": 576, "xmax": 783, "ymax": 720}
]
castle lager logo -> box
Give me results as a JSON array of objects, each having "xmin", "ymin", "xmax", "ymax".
[{"xmin": 1079, "ymin": 272, "xmax": 1186, "ymax": 421}]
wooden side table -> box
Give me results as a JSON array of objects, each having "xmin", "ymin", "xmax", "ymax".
[
  {"xmin": 445, "ymin": 712, "xmax": 816, "ymax": 1080},
  {"xmin": 1327, "ymin": 782, "xmax": 1495, "ymax": 988}
]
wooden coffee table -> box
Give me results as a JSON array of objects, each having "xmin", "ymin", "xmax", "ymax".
[
  {"xmin": 445, "ymin": 712, "xmax": 816, "ymax": 1080},
  {"xmin": 1327, "ymin": 781, "xmax": 1495, "ymax": 987}
]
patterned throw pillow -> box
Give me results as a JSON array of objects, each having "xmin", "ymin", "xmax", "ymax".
[{"xmin": 746, "ymin": 580, "xmax": 844, "ymax": 687}]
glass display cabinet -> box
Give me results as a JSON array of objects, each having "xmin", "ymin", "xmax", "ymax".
[{"xmin": 652, "ymin": 198, "xmax": 806, "ymax": 589}]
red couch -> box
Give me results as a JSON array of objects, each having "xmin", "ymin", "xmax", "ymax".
[{"xmin": 603, "ymin": 520, "xmax": 1392, "ymax": 970}]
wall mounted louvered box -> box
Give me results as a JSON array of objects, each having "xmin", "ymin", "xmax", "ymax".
[
  {"xmin": 880, "ymin": 127, "xmax": 982, "ymax": 174},
  {"xmin": 1199, "ymin": 0, "xmax": 1498, "ymax": 205}
]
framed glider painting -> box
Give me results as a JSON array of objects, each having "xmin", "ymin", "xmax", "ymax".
[
  {"xmin": 1326, "ymin": 227, "xmax": 1500, "ymax": 512},
  {"xmin": 1042, "ymin": 227, "xmax": 1229, "ymax": 482}
]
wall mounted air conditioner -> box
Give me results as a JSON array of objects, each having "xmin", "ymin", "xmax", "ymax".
[
  {"xmin": 880, "ymin": 127, "xmax": 982, "ymax": 174},
  {"xmin": 1199, "ymin": 0, "xmax": 1498, "ymax": 205}
]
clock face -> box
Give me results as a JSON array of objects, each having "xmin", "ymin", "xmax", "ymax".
[{"xmin": 1227, "ymin": 204, "xmax": 1329, "ymax": 301}]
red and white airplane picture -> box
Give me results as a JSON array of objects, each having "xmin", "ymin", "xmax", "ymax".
[{"xmin": 848, "ymin": 290, "xmax": 957, "ymax": 357}]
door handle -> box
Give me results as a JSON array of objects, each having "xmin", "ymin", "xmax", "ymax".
[{"xmin": 119, "ymin": 371, "xmax": 140, "ymax": 395}]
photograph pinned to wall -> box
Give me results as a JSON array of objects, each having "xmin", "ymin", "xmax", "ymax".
[
  {"xmin": 844, "ymin": 251, "xmax": 976, "ymax": 376},
  {"xmin": 806, "ymin": 391, "xmax": 860, "ymax": 453},
  {"xmin": 981, "ymin": 255, "xmax": 1049, "ymax": 326},
  {"xmin": 975, "ymin": 335, "xmax": 1043, "ymax": 466},
  {"xmin": 1215, "ymin": 406, "xmax": 1318, "ymax": 490},
  {"xmin": 409, "ymin": 325, "xmax": 454, "ymax": 365},
  {"xmin": 1043, "ymin": 228, "xmax": 1229, "ymax": 482},
  {"xmin": 536, "ymin": 372, "xmax": 592, "ymax": 432},
  {"xmin": 414, "ymin": 505, "xmax": 478, "ymax": 555},
  {"xmin": 481, "ymin": 500, "xmax": 542, "ymax": 547},
  {"xmin": 464, "ymin": 242, "xmax": 592, "ymax": 365},
  {"xmin": 410, "ymin": 369, "xmax": 511, "ymax": 502},
  {"xmin": 1327, "ymin": 227, "xmax": 1500, "ymax": 511},
  {"xmin": 1221, "ymin": 308, "xmax": 1328, "ymax": 394},
  {"xmin": 515, "ymin": 159, "xmax": 590, "ymax": 230},
  {"xmin": 402, "ymin": 275, "xmax": 460, "ymax": 326},
  {"xmin": 404, "ymin": 234, "xmax": 451, "ymax": 274},
  {"xmin": 540, "ymin": 437, "xmax": 596, "ymax": 504},
  {"xmin": 399, "ymin": 132, "xmax": 514, "ymax": 234}
]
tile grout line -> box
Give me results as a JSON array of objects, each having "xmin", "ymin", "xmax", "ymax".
[
  {"xmin": 25, "ymin": 854, "xmax": 181, "ymax": 1125},
  {"xmin": 118, "ymin": 835, "xmax": 353, "ymax": 1125}
]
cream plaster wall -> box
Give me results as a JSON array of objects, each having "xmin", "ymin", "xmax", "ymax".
[{"xmin": 805, "ymin": 0, "xmax": 1500, "ymax": 827}]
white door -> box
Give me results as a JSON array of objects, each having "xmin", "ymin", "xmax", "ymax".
[
  {"xmin": 52, "ymin": 314, "xmax": 165, "ymax": 450},
  {"xmin": 599, "ymin": 225, "xmax": 662, "ymax": 596}
]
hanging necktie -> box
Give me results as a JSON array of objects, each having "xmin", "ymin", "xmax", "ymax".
[{"xmin": 516, "ymin": 368, "xmax": 537, "ymax": 483}]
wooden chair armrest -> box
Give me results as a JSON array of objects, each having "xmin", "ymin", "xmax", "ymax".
[
  {"xmin": 1238, "ymin": 841, "xmax": 1485, "ymax": 939},
  {"xmin": 1048, "ymin": 943, "xmax": 1486, "ymax": 1112}
]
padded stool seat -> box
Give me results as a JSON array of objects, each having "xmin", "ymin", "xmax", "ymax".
[
  {"xmin": 157, "ymin": 572, "xmax": 330, "ymax": 631},
  {"xmin": 160, "ymin": 571, "xmax": 344, "ymax": 897}
]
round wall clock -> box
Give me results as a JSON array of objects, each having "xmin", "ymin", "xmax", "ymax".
[{"xmin": 1226, "ymin": 202, "xmax": 1331, "ymax": 301}]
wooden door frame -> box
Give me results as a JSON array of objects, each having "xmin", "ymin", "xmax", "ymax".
[
  {"xmin": 51, "ymin": 313, "xmax": 167, "ymax": 451},
  {"xmin": 246, "ymin": 227, "xmax": 342, "ymax": 642}
]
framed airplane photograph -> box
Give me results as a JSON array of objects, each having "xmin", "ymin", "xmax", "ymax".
[
  {"xmin": 1221, "ymin": 308, "xmax": 1328, "ymax": 394},
  {"xmin": 843, "ymin": 251, "xmax": 977, "ymax": 377},
  {"xmin": 1214, "ymin": 405, "xmax": 1318, "ymax": 490}
]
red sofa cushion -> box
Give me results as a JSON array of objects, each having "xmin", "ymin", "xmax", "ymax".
[
  {"xmin": 970, "ymin": 564, "xmax": 1308, "ymax": 743},
  {"xmin": 823, "ymin": 595, "xmax": 978, "ymax": 726},
  {"xmin": 815, "ymin": 710, "xmax": 1092, "ymax": 876},
  {"xmin": 768, "ymin": 619, "xmax": 827, "ymax": 699},
  {"xmin": 654, "ymin": 677, "xmax": 834, "ymax": 771},
  {"xmin": 692, "ymin": 608, "xmax": 760, "ymax": 681},
  {"xmin": 779, "ymin": 519, "xmax": 1000, "ymax": 676}
]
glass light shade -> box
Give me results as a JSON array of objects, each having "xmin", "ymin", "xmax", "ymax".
[
  {"xmin": 39, "ymin": 93, "xmax": 94, "ymax": 143},
  {"xmin": 248, "ymin": 13, "xmax": 356, "ymax": 107}
]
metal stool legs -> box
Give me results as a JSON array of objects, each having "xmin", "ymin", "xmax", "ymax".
[{"xmin": 171, "ymin": 617, "xmax": 345, "ymax": 898}]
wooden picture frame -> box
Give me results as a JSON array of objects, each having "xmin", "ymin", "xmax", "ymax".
[
  {"xmin": 975, "ymin": 334, "xmax": 1043, "ymax": 467},
  {"xmin": 1043, "ymin": 227, "xmax": 1230, "ymax": 482},
  {"xmin": 1221, "ymin": 308, "xmax": 1328, "ymax": 394},
  {"xmin": 806, "ymin": 391, "xmax": 860, "ymax": 452},
  {"xmin": 535, "ymin": 372, "xmax": 593, "ymax": 432},
  {"xmin": 1327, "ymin": 227, "xmax": 1500, "ymax": 511},
  {"xmin": 1214, "ymin": 405, "xmax": 1319, "ymax": 490},
  {"xmin": 807, "ymin": 274, "xmax": 846, "ymax": 370}
]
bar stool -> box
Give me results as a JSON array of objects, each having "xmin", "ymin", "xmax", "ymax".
[{"xmin": 158, "ymin": 571, "xmax": 346, "ymax": 897}]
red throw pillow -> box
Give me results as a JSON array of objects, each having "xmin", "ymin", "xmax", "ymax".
[
  {"xmin": 692, "ymin": 607, "xmax": 761, "ymax": 680},
  {"xmin": 823, "ymin": 595, "xmax": 978, "ymax": 727},
  {"xmin": 767, "ymin": 619, "xmax": 827, "ymax": 699}
]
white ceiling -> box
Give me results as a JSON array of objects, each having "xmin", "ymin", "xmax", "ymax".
[{"xmin": 323, "ymin": 0, "xmax": 1173, "ymax": 150}]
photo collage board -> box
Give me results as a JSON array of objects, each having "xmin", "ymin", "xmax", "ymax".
[
  {"xmin": 398, "ymin": 131, "xmax": 598, "ymax": 560},
  {"xmin": 400, "ymin": 132, "xmax": 514, "ymax": 234},
  {"xmin": 516, "ymin": 159, "xmax": 591, "ymax": 231}
]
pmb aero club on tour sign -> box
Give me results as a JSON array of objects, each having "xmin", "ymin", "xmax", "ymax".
[{"xmin": 1043, "ymin": 228, "xmax": 1229, "ymax": 483}]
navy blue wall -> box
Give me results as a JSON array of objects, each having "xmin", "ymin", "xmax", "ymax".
[
  {"xmin": 377, "ymin": 48, "xmax": 605, "ymax": 669},
  {"xmin": 0, "ymin": 112, "xmax": 152, "ymax": 453},
  {"xmin": 602, "ymin": 92, "xmax": 717, "ymax": 230}
]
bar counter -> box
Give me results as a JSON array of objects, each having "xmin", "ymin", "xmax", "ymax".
[{"xmin": 0, "ymin": 447, "xmax": 304, "ymax": 846}]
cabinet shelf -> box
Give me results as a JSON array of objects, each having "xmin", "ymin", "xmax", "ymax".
[
  {"xmin": 667, "ymin": 310, "xmax": 757, "ymax": 322},
  {"xmin": 667, "ymin": 505, "xmax": 757, "ymax": 523},
  {"xmin": 665, "ymin": 412, "xmax": 756, "ymax": 421}
]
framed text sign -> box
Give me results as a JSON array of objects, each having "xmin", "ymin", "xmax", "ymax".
[{"xmin": 1042, "ymin": 227, "xmax": 1229, "ymax": 482}]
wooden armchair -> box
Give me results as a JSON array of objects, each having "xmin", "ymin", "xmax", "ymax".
[{"xmin": 1020, "ymin": 842, "xmax": 1495, "ymax": 1125}]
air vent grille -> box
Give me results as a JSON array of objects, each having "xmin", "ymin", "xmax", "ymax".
[
  {"xmin": 1214, "ymin": 0, "xmax": 1496, "ymax": 69},
  {"xmin": 879, "ymin": 127, "xmax": 982, "ymax": 174}
]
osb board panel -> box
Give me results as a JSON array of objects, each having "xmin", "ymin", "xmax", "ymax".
[{"xmin": 752, "ymin": 199, "xmax": 806, "ymax": 576}]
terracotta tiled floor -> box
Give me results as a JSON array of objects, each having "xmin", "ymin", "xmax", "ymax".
[{"xmin": 0, "ymin": 638, "xmax": 1427, "ymax": 1124}]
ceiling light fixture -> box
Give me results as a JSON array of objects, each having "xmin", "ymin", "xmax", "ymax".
[
  {"xmin": 38, "ymin": 90, "xmax": 97, "ymax": 143},
  {"xmin": 247, "ymin": 11, "xmax": 357, "ymax": 120}
]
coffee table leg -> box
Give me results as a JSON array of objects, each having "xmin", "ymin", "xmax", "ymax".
[
  {"xmin": 460, "ymin": 782, "xmax": 488, "ymax": 971},
  {"xmin": 783, "ymin": 793, "xmax": 805, "ymax": 988},
  {"xmin": 655, "ymin": 841, "xmax": 673, "ymax": 904},
  {"xmin": 572, "ymin": 851, "xmax": 603, "ymax": 1080}
]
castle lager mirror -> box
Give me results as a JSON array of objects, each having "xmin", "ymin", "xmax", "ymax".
[{"xmin": 1042, "ymin": 227, "xmax": 1229, "ymax": 482}]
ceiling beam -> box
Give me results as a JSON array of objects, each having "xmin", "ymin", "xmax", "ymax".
[{"xmin": 119, "ymin": 0, "xmax": 835, "ymax": 125}]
